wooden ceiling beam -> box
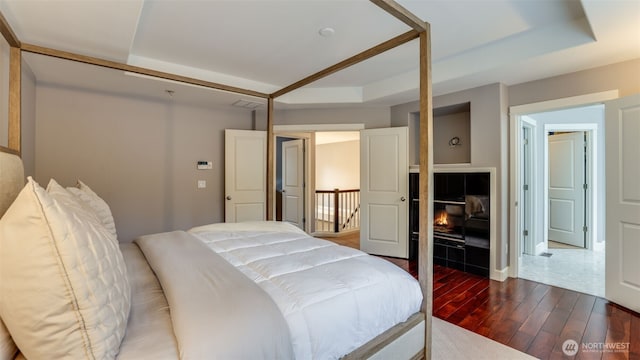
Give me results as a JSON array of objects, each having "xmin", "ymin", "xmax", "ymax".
[
  {"xmin": 0, "ymin": 11, "xmax": 20, "ymax": 47},
  {"xmin": 21, "ymin": 43, "xmax": 270, "ymax": 99},
  {"xmin": 271, "ymin": 29, "xmax": 419, "ymax": 99},
  {"xmin": 369, "ymin": 0, "xmax": 427, "ymax": 32}
]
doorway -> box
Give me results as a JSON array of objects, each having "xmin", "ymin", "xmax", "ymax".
[
  {"xmin": 519, "ymin": 123, "xmax": 603, "ymax": 297},
  {"xmin": 314, "ymin": 131, "xmax": 361, "ymax": 235},
  {"xmin": 273, "ymin": 124, "xmax": 364, "ymax": 235},
  {"xmin": 510, "ymin": 94, "xmax": 612, "ymax": 298}
]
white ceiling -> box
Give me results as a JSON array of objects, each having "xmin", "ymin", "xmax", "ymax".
[
  {"xmin": 22, "ymin": 52, "xmax": 268, "ymax": 109},
  {"xmin": 2, "ymin": 0, "xmax": 639, "ymax": 109}
]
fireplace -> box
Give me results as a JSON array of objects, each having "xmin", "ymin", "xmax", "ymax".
[
  {"xmin": 433, "ymin": 201, "xmax": 465, "ymax": 240},
  {"xmin": 408, "ymin": 171, "xmax": 491, "ymax": 277},
  {"xmin": 433, "ymin": 172, "xmax": 491, "ymax": 277}
]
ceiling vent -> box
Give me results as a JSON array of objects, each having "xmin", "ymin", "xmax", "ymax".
[{"xmin": 232, "ymin": 99, "xmax": 263, "ymax": 109}]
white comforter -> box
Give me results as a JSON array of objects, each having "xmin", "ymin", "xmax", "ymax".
[
  {"xmin": 135, "ymin": 231, "xmax": 294, "ymax": 359},
  {"xmin": 189, "ymin": 221, "xmax": 423, "ymax": 359}
]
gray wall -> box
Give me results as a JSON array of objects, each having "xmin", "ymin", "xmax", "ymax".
[
  {"xmin": 390, "ymin": 58, "xmax": 640, "ymax": 272},
  {"xmin": 21, "ymin": 61, "xmax": 36, "ymax": 178},
  {"xmin": 433, "ymin": 111, "xmax": 471, "ymax": 164},
  {"xmin": 436, "ymin": 83, "xmax": 510, "ymax": 271},
  {"xmin": 35, "ymin": 84, "xmax": 254, "ymax": 242},
  {"xmin": 28, "ymin": 56, "xmax": 640, "ymax": 269},
  {"xmin": 391, "ymin": 83, "xmax": 510, "ymax": 270},
  {"xmin": 506, "ymin": 59, "xmax": 639, "ymax": 267},
  {"xmin": 509, "ymin": 58, "xmax": 640, "ymax": 106},
  {"xmin": 257, "ymin": 106, "xmax": 391, "ymax": 129}
]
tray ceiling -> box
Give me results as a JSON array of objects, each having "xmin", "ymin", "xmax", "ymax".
[{"xmin": 2, "ymin": 0, "xmax": 639, "ymax": 108}]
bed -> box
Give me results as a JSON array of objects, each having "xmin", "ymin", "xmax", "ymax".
[{"xmin": 0, "ymin": 151, "xmax": 425, "ymax": 360}]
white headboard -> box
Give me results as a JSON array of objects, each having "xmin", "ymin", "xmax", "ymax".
[{"xmin": 0, "ymin": 151, "xmax": 24, "ymax": 218}]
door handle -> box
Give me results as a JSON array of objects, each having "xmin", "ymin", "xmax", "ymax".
[
  {"xmin": 401, "ymin": 196, "xmax": 406, "ymax": 202},
  {"xmin": 226, "ymin": 196, "xmax": 232, "ymax": 200},
  {"xmin": 282, "ymin": 189, "xmax": 286, "ymax": 193}
]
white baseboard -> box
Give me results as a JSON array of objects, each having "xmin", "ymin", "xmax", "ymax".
[
  {"xmin": 491, "ymin": 266, "xmax": 509, "ymax": 282},
  {"xmin": 509, "ymin": 265, "xmax": 519, "ymax": 278}
]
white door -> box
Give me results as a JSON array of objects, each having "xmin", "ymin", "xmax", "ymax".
[
  {"xmin": 225, "ymin": 129, "xmax": 266, "ymax": 222},
  {"xmin": 360, "ymin": 127, "xmax": 408, "ymax": 258},
  {"xmin": 548, "ymin": 132, "xmax": 585, "ymax": 248},
  {"xmin": 605, "ymin": 94, "xmax": 640, "ymax": 313},
  {"xmin": 282, "ymin": 139, "xmax": 304, "ymax": 229}
]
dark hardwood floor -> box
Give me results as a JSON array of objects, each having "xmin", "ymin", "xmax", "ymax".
[{"xmin": 321, "ymin": 232, "xmax": 640, "ymax": 360}]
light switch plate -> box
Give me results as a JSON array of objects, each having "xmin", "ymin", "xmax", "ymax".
[{"xmin": 197, "ymin": 180, "xmax": 206, "ymax": 188}]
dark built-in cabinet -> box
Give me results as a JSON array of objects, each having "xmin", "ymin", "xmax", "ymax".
[{"xmin": 409, "ymin": 171, "xmax": 490, "ymax": 277}]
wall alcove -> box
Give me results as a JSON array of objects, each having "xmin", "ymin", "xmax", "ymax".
[{"xmin": 409, "ymin": 102, "xmax": 470, "ymax": 166}]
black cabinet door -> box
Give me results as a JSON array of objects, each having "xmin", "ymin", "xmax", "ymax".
[
  {"xmin": 434, "ymin": 242, "xmax": 446, "ymax": 259},
  {"xmin": 466, "ymin": 245, "xmax": 489, "ymax": 268},
  {"xmin": 447, "ymin": 245, "xmax": 465, "ymax": 263}
]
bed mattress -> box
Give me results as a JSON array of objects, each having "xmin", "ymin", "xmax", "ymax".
[{"xmin": 188, "ymin": 221, "xmax": 423, "ymax": 359}]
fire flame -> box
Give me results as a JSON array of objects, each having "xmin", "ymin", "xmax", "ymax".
[{"xmin": 435, "ymin": 211, "xmax": 448, "ymax": 226}]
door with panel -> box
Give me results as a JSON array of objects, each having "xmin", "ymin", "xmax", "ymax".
[
  {"xmin": 548, "ymin": 131, "xmax": 586, "ymax": 248},
  {"xmin": 282, "ymin": 139, "xmax": 304, "ymax": 229},
  {"xmin": 224, "ymin": 129, "xmax": 266, "ymax": 222},
  {"xmin": 360, "ymin": 127, "xmax": 409, "ymax": 258},
  {"xmin": 605, "ymin": 94, "xmax": 640, "ymax": 313}
]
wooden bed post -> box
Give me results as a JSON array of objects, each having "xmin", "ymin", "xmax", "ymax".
[
  {"xmin": 266, "ymin": 97, "xmax": 274, "ymax": 221},
  {"xmin": 361, "ymin": 4, "xmax": 433, "ymax": 357},
  {"xmin": 0, "ymin": 10, "xmax": 21, "ymax": 156},
  {"xmin": 418, "ymin": 25, "xmax": 433, "ymax": 360},
  {"xmin": 8, "ymin": 47, "xmax": 21, "ymax": 154}
]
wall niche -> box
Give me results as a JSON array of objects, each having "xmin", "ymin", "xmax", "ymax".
[
  {"xmin": 433, "ymin": 102, "xmax": 471, "ymax": 164},
  {"xmin": 408, "ymin": 102, "xmax": 471, "ymax": 166}
]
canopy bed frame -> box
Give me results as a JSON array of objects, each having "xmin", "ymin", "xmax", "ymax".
[{"xmin": 0, "ymin": 0, "xmax": 435, "ymax": 358}]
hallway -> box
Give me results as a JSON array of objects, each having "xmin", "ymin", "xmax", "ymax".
[{"xmin": 519, "ymin": 242, "xmax": 605, "ymax": 298}]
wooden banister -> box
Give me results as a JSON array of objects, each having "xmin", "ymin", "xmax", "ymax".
[{"xmin": 315, "ymin": 189, "xmax": 360, "ymax": 234}]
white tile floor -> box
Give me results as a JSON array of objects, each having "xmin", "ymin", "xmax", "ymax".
[{"xmin": 518, "ymin": 242, "xmax": 605, "ymax": 298}]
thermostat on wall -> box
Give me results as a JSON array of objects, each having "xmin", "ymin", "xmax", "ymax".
[{"xmin": 197, "ymin": 161, "xmax": 212, "ymax": 170}]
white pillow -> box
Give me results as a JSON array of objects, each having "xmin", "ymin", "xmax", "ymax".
[
  {"xmin": 67, "ymin": 180, "xmax": 118, "ymax": 240},
  {"xmin": 47, "ymin": 180, "xmax": 103, "ymax": 228},
  {"xmin": 0, "ymin": 177, "xmax": 130, "ymax": 359}
]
